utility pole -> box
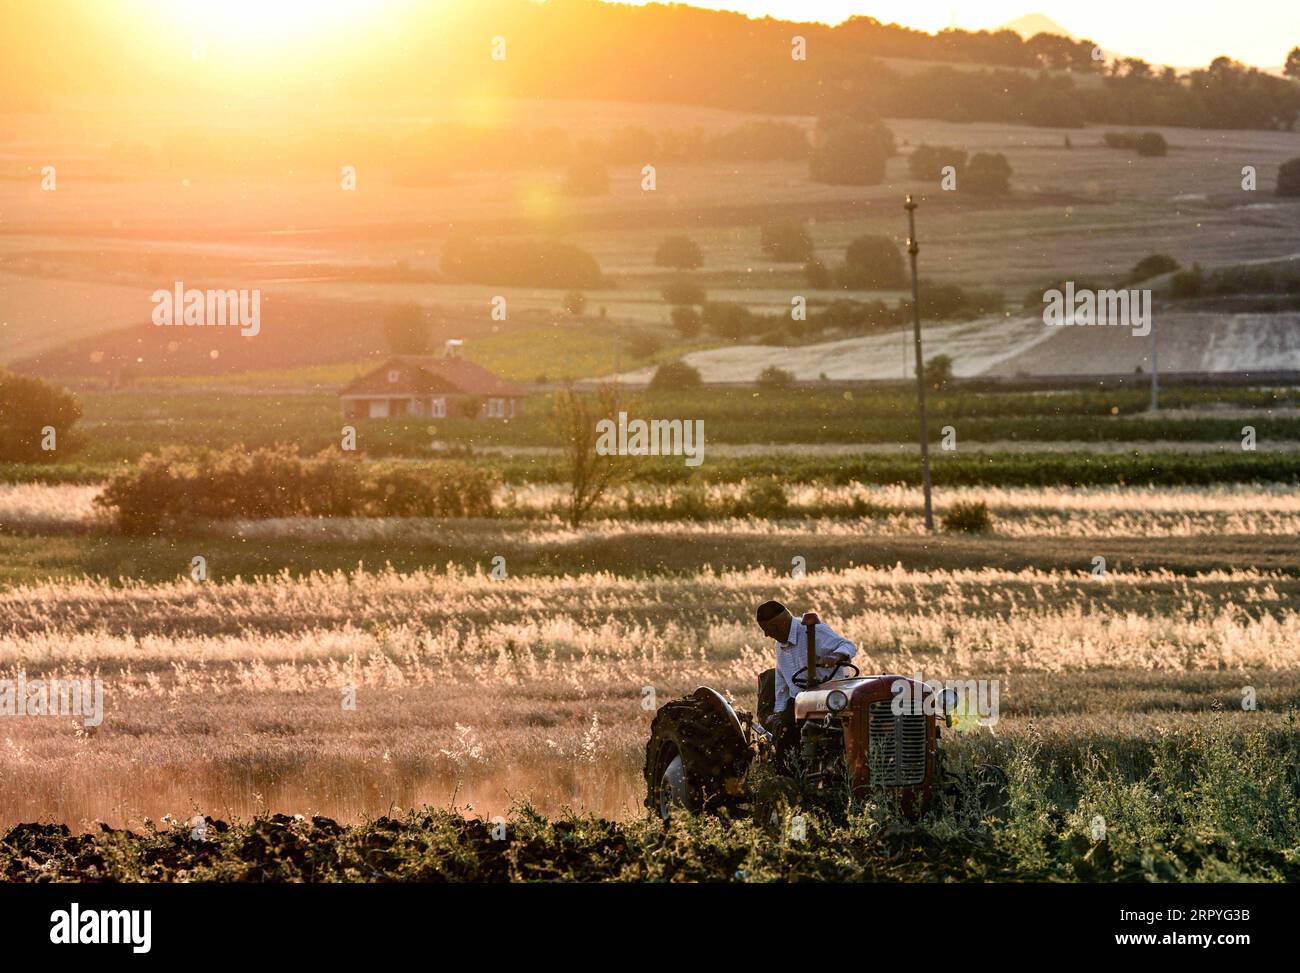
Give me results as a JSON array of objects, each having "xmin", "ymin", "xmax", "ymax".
[{"xmin": 905, "ymin": 195, "xmax": 935, "ymax": 532}]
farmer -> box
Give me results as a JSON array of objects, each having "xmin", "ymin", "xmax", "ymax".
[{"xmin": 755, "ymin": 600, "xmax": 857, "ymax": 772}]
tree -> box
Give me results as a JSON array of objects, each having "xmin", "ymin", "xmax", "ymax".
[
  {"xmin": 908, "ymin": 144, "xmax": 968, "ymax": 180},
  {"xmin": 383, "ymin": 302, "xmax": 431, "ymax": 354},
  {"xmin": 1286, "ymin": 47, "xmax": 1300, "ymax": 81},
  {"xmin": 1134, "ymin": 132, "xmax": 1168, "ymax": 157},
  {"xmin": 0, "ymin": 372, "xmax": 84, "ymax": 463},
  {"xmin": 648, "ymin": 361, "xmax": 702, "ymax": 390},
  {"xmin": 922, "ymin": 354, "xmax": 954, "ymax": 393},
  {"xmin": 840, "ymin": 236, "xmax": 906, "ymax": 290},
  {"xmin": 760, "ymin": 221, "xmax": 814, "ymax": 262},
  {"xmin": 1126, "ymin": 254, "xmax": 1180, "ymax": 283},
  {"xmin": 551, "ymin": 384, "xmax": 627, "ymax": 527},
  {"xmin": 809, "ymin": 117, "xmax": 894, "ymax": 186},
  {"xmin": 964, "ymin": 152, "xmax": 1013, "ymax": 194},
  {"xmin": 654, "ymin": 235, "xmax": 704, "ymax": 270},
  {"xmin": 756, "ymin": 365, "xmax": 795, "ymax": 390},
  {"xmin": 1279, "ymin": 158, "xmax": 1300, "ymax": 197}
]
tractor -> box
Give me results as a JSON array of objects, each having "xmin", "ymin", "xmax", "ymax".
[{"xmin": 644, "ymin": 611, "xmax": 958, "ymax": 820}]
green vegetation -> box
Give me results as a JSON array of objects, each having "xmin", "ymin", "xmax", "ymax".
[{"xmin": 0, "ymin": 372, "xmax": 84, "ymax": 463}]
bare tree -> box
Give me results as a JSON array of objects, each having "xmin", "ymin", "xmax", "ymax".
[{"xmin": 551, "ymin": 383, "xmax": 627, "ymax": 527}]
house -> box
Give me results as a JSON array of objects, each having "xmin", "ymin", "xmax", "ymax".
[{"xmin": 339, "ymin": 342, "xmax": 526, "ymax": 420}]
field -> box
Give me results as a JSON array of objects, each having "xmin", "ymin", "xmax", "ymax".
[
  {"xmin": 3, "ymin": 534, "xmax": 1299, "ymax": 880},
  {"xmin": 5, "ymin": 69, "xmax": 1300, "ymax": 886}
]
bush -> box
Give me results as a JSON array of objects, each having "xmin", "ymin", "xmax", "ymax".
[
  {"xmin": 93, "ymin": 445, "xmax": 496, "ymax": 533},
  {"xmin": 964, "ymin": 153, "xmax": 1013, "ymax": 195},
  {"xmin": 756, "ymin": 365, "xmax": 795, "ymax": 390},
  {"xmin": 441, "ymin": 236, "xmax": 603, "ymax": 288},
  {"xmin": 840, "ymin": 236, "xmax": 906, "ymax": 290},
  {"xmin": 922, "ymin": 354, "xmax": 954, "ymax": 392},
  {"xmin": 908, "ymin": 144, "xmax": 968, "ymax": 180},
  {"xmin": 942, "ymin": 500, "xmax": 994, "ymax": 533},
  {"xmin": 1135, "ymin": 132, "xmax": 1168, "ymax": 157},
  {"xmin": 1278, "ymin": 158, "xmax": 1300, "ymax": 197},
  {"xmin": 662, "ymin": 278, "xmax": 706, "ymax": 306},
  {"xmin": 1024, "ymin": 88, "xmax": 1086, "ymax": 128},
  {"xmin": 702, "ymin": 301, "xmax": 756, "ymax": 339},
  {"xmin": 654, "ymin": 236, "xmax": 704, "ymax": 270},
  {"xmin": 733, "ymin": 477, "xmax": 789, "ymax": 518},
  {"xmin": 0, "ymin": 372, "xmax": 84, "ymax": 463},
  {"xmin": 760, "ymin": 222, "xmax": 814, "ymax": 262},
  {"xmin": 1126, "ymin": 254, "xmax": 1180, "ymax": 283},
  {"xmin": 648, "ymin": 361, "xmax": 702, "ymax": 391},
  {"xmin": 670, "ymin": 305, "xmax": 702, "ymax": 338},
  {"xmin": 809, "ymin": 117, "xmax": 894, "ymax": 186}
]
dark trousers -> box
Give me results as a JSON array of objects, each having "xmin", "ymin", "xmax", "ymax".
[{"xmin": 768, "ymin": 702, "xmax": 799, "ymax": 775}]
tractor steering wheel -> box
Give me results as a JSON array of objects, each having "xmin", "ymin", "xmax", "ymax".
[{"xmin": 792, "ymin": 660, "xmax": 859, "ymax": 689}]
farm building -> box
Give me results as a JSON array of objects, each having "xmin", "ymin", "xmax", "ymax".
[{"xmin": 339, "ymin": 343, "xmax": 526, "ymax": 419}]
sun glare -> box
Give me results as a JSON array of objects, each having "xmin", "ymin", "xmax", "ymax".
[{"xmin": 160, "ymin": 0, "xmax": 386, "ymax": 44}]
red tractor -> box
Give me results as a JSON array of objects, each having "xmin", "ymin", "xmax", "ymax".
[{"xmin": 644, "ymin": 611, "xmax": 957, "ymax": 820}]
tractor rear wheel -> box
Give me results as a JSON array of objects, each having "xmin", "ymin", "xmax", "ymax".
[{"xmin": 644, "ymin": 689, "xmax": 751, "ymax": 820}]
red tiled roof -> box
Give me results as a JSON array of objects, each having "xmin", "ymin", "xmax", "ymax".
[{"xmin": 340, "ymin": 357, "xmax": 527, "ymax": 398}]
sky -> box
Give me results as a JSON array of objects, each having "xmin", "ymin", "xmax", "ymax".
[{"xmin": 621, "ymin": 1, "xmax": 1300, "ymax": 68}]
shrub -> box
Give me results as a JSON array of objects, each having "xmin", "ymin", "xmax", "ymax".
[
  {"xmin": 654, "ymin": 236, "xmax": 704, "ymax": 270},
  {"xmin": 964, "ymin": 153, "xmax": 1013, "ymax": 195},
  {"xmin": 661, "ymin": 278, "xmax": 706, "ymax": 306},
  {"xmin": 451, "ymin": 395, "xmax": 485, "ymax": 419},
  {"xmin": 908, "ymin": 144, "xmax": 968, "ymax": 180},
  {"xmin": 840, "ymin": 236, "xmax": 906, "ymax": 290},
  {"xmin": 923, "ymin": 354, "xmax": 955, "ymax": 392},
  {"xmin": 93, "ymin": 445, "xmax": 496, "ymax": 533},
  {"xmin": 760, "ymin": 222, "xmax": 814, "ymax": 262},
  {"xmin": 1126, "ymin": 254, "xmax": 1180, "ymax": 283},
  {"xmin": 0, "ymin": 372, "xmax": 84, "ymax": 463},
  {"xmin": 1135, "ymin": 132, "xmax": 1168, "ymax": 157},
  {"xmin": 756, "ymin": 365, "xmax": 795, "ymax": 390},
  {"xmin": 648, "ymin": 361, "xmax": 702, "ymax": 391},
  {"xmin": 670, "ymin": 305, "xmax": 702, "ymax": 338},
  {"xmin": 733, "ymin": 478, "xmax": 789, "ymax": 518},
  {"xmin": 942, "ymin": 500, "xmax": 994, "ymax": 533},
  {"xmin": 702, "ymin": 301, "xmax": 756, "ymax": 339},
  {"xmin": 1278, "ymin": 158, "xmax": 1300, "ymax": 197}
]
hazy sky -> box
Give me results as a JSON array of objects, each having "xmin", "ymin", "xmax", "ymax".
[{"xmin": 622, "ymin": 1, "xmax": 1299, "ymax": 68}]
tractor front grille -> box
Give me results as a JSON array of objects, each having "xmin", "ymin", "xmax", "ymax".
[{"xmin": 867, "ymin": 700, "xmax": 927, "ymax": 786}]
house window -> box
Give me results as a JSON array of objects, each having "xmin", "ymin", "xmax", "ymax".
[
  {"xmin": 387, "ymin": 369, "xmax": 400, "ymax": 384},
  {"xmin": 431, "ymin": 398, "xmax": 446, "ymax": 418},
  {"xmin": 487, "ymin": 398, "xmax": 506, "ymax": 418}
]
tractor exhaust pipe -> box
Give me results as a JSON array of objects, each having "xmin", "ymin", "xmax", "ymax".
[{"xmin": 802, "ymin": 610, "xmax": 820, "ymax": 691}]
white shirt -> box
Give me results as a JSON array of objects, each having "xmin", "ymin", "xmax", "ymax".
[{"xmin": 773, "ymin": 619, "xmax": 857, "ymax": 712}]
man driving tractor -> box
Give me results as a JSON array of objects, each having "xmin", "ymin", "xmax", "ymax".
[{"xmin": 755, "ymin": 600, "xmax": 857, "ymax": 770}]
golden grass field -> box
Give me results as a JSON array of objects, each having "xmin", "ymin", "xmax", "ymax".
[{"xmin": 3, "ymin": 514, "xmax": 1298, "ymax": 830}]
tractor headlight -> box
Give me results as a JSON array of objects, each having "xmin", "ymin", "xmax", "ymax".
[{"xmin": 826, "ymin": 690, "xmax": 849, "ymax": 713}]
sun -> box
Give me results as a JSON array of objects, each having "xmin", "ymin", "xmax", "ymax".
[{"xmin": 160, "ymin": 0, "xmax": 387, "ymax": 45}]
